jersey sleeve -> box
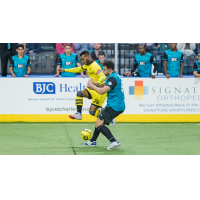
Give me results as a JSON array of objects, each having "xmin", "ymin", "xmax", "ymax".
[
  {"xmin": 163, "ymin": 52, "xmax": 168, "ymax": 61},
  {"xmin": 150, "ymin": 55, "xmax": 156, "ymax": 64},
  {"xmin": 106, "ymin": 77, "xmax": 117, "ymax": 90},
  {"xmin": 134, "ymin": 56, "xmax": 138, "ymax": 64},
  {"xmin": 193, "ymin": 62, "xmax": 198, "ymax": 71},
  {"xmin": 9, "ymin": 57, "xmax": 14, "ymax": 67},
  {"xmin": 81, "ymin": 64, "xmax": 87, "ymax": 71},
  {"xmin": 180, "ymin": 53, "xmax": 184, "ymax": 62},
  {"xmin": 27, "ymin": 58, "xmax": 31, "ymax": 67},
  {"xmin": 76, "ymin": 55, "xmax": 80, "ymax": 63},
  {"xmin": 57, "ymin": 56, "xmax": 62, "ymax": 65}
]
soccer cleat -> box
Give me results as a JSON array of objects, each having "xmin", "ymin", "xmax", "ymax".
[
  {"xmin": 83, "ymin": 140, "xmax": 96, "ymax": 146},
  {"xmin": 69, "ymin": 112, "xmax": 82, "ymax": 120},
  {"xmin": 111, "ymin": 118, "xmax": 116, "ymax": 127},
  {"xmin": 107, "ymin": 141, "xmax": 121, "ymax": 150}
]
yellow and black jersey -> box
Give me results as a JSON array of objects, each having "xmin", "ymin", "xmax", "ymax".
[{"xmin": 81, "ymin": 61, "xmax": 104, "ymax": 83}]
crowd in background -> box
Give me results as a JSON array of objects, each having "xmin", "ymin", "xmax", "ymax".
[{"xmin": 0, "ymin": 43, "xmax": 200, "ymax": 78}]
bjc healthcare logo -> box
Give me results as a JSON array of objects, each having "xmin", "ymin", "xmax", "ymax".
[
  {"xmin": 33, "ymin": 82, "xmax": 56, "ymax": 94},
  {"xmin": 129, "ymin": 80, "xmax": 148, "ymax": 100}
]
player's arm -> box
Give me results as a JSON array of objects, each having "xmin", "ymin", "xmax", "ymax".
[
  {"xmin": 24, "ymin": 58, "xmax": 31, "ymax": 77},
  {"xmin": 58, "ymin": 66, "xmax": 86, "ymax": 73},
  {"xmin": 124, "ymin": 57, "xmax": 138, "ymax": 76},
  {"xmin": 75, "ymin": 55, "xmax": 85, "ymax": 78},
  {"xmin": 55, "ymin": 56, "xmax": 62, "ymax": 76},
  {"xmin": 179, "ymin": 53, "xmax": 184, "ymax": 78},
  {"xmin": 163, "ymin": 52, "xmax": 169, "ymax": 79},
  {"xmin": 193, "ymin": 62, "xmax": 200, "ymax": 77},
  {"xmin": 150, "ymin": 55, "xmax": 157, "ymax": 79},
  {"xmin": 9, "ymin": 58, "xmax": 16, "ymax": 77},
  {"xmin": 88, "ymin": 78, "xmax": 111, "ymax": 95},
  {"xmin": 96, "ymin": 70, "xmax": 106, "ymax": 86}
]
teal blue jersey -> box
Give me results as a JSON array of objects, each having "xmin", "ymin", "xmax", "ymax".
[
  {"xmin": 105, "ymin": 72, "xmax": 125, "ymax": 112},
  {"xmin": 9, "ymin": 55, "xmax": 31, "ymax": 77},
  {"xmin": 57, "ymin": 53, "xmax": 80, "ymax": 77},
  {"xmin": 163, "ymin": 49, "xmax": 184, "ymax": 77},
  {"xmin": 96, "ymin": 59, "xmax": 107, "ymax": 70},
  {"xmin": 193, "ymin": 61, "xmax": 200, "ymax": 74},
  {"xmin": 134, "ymin": 52, "xmax": 156, "ymax": 77}
]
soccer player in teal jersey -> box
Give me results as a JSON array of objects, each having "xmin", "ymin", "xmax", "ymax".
[
  {"xmin": 55, "ymin": 44, "xmax": 85, "ymax": 78},
  {"xmin": 163, "ymin": 43, "xmax": 184, "ymax": 79},
  {"xmin": 193, "ymin": 56, "xmax": 200, "ymax": 77},
  {"xmin": 84, "ymin": 60, "xmax": 125, "ymax": 150},
  {"xmin": 124, "ymin": 44, "xmax": 157, "ymax": 78},
  {"xmin": 9, "ymin": 44, "xmax": 31, "ymax": 77},
  {"xmin": 96, "ymin": 51, "xmax": 107, "ymax": 70}
]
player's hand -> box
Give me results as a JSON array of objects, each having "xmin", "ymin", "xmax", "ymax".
[
  {"xmin": 12, "ymin": 74, "xmax": 16, "ymax": 77},
  {"xmin": 58, "ymin": 68, "xmax": 65, "ymax": 72},
  {"xmin": 166, "ymin": 74, "xmax": 170, "ymax": 79},
  {"xmin": 93, "ymin": 82, "xmax": 99, "ymax": 87},
  {"xmin": 87, "ymin": 85, "xmax": 93, "ymax": 90},
  {"xmin": 81, "ymin": 74, "xmax": 85, "ymax": 78},
  {"xmin": 151, "ymin": 75, "xmax": 156, "ymax": 79},
  {"xmin": 179, "ymin": 74, "xmax": 183, "ymax": 78},
  {"xmin": 54, "ymin": 73, "xmax": 59, "ymax": 77},
  {"xmin": 23, "ymin": 74, "xmax": 28, "ymax": 78},
  {"xmin": 124, "ymin": 71, "xmax": 132, "ymax": 76}
]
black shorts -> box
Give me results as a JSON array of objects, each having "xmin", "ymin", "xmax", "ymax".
[{"xmin": 98, "ymin": 107, "xmax": 124, "ymax": 125}]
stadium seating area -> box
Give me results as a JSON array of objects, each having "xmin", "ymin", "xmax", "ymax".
[{"xmin": 0, "ymin": 43, "xmax": 199, "ymax": 75}]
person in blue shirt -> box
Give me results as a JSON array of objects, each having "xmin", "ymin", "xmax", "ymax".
[
  {"xmin": 193, "ymin": 56, "xmax": 200, "ymax": 77},
  {"xmin": 84, "ymin": 60, "xmax": 125, "ymax": 150},
  {"xmin": 124, "ymin": 44, "xmax": 157, "ymax": 78},
  {"xmin": 9, "ymin": 44, "xmax": 31, "ymax": 77},
  {"xmin": 95, "ymin": 51, "xmax": 107, "ymax": 70},
  {"xmin": 163, "ymin": 43, "xmax": 184, "ymax": 79},
  {"xmin": 55, "ymin": 43, "xmax": 85, "ymax": 77}
]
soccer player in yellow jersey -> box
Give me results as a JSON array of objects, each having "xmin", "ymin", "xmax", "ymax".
[{"xmin": 58, "ymin": 50, "xmax": 109, "ymax": 121}]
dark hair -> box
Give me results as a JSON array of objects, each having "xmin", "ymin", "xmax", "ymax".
[
  {"xmin": 80, "ymin": 50, "xmax": 90, "ymax": 57},
  {"xmin": 138, "ymin": 43, "xmax": 146, "ymax": 48},
  {"xmin": 64, "ymin": 43, "xmax": 72, "ymax": 48},
  {"xmin": 103, "ymin": 60, "xmax": 114, "ymax": 70},
  {"xmin": 16, "ymin": 44, "xmax": 24, "ymax": 49},
  {"xmin": 98, "ymin": 51, "xmax": 106, "ymax": 57}
]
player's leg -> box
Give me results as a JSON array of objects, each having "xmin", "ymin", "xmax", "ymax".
[
  {"xmin": 69, "ymin": 89, "xmax": 89, "ymax": 120},
  {"xmin": 89, "ymin": 104, "xmax": 101, "ymax": 118}
]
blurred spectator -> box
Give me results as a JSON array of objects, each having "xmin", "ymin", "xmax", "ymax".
[
  {"xmin": 9, "ymin": 44, "xmax": 31, "ymax": 77},
  {"xmin": 177, "ymin": 43, "xmax": 196, "ymax": 57},
  {"xmin": 0, "ymin": 43, "xmax": 18, "ymax": 76},
  {"xmin": 74, "ymin": 43, "xmax": 94, "ymax": 56},
  {"xmin": 145, "ymin": 43, "xmax": 160, "ymax": 52},
  {"xmin": 160, "ymin": 43, "xmax": 170, "ymax": 52},
  {"xmin": 56, "ymin": 43, "xmax": 75, "ymax": 55},
  {"xmin": 124, "ymin": 44, "xmax": 157, "ymax": 78},
  {"xmin": 25, "ymin": 43, "xmax": 41, "ymax": 56},
  {"xmin": 90, "ymin": 43, "xmax": 107, "ymax": 60},
  {"xmin": 163, "ymin": 43, "xmax": 184, "ymax": 79},
  {"xmin": 96, "ymin": 51, "xmax": 107, "ymax": 70},
  {"xmin": 193, "ymin": 56, "xmax": 200, "ymax": 77},
  {"xmin": 55, "ymin": 44, "xmax": 85, "ymax": 78}
]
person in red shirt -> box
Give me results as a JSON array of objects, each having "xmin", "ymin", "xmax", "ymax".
[{"xmin": 56, "ymin": 43, "xmax": 75, "ymax": 54}]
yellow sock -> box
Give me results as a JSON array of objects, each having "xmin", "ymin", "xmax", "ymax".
[
  {"xmin": 76, "ymin": 96, "xmax": 83, "ymax": 106},
  {"xmin": 94, "ymin": 110, "xmax": 100, "ymax": 118}
]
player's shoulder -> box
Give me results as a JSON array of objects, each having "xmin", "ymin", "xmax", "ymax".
[
  {"xmin": 12, "ymin": 55, "xmax": 18, "ymax": 60},
  {"xmin": 91, "ymin": 61, "xmax": 100, "ymax": 68},
  {"xmin": 23, "ymin": 55, "xmax": 30, "ymax": 60},
  {"xmin": 146, "ymin": 52, "xmax": 153, "ymax": 57},
  {"xmin": 71, "ymin": 53, "xmax": 77, "ymax": 57},
  {"xmin": 165, "ymin": 49, "xmax": 171, "ymax": 54},
  {"xmin": 195, "ymin": 60, "xmax": 199, "ymax": 64},
  {"xmin": 176, "ymin": 49, "xmax": 183, "ymax": 55},
  {"xmin": 60, "ymin": 53, "xmax": 65, "ymax": 58}
]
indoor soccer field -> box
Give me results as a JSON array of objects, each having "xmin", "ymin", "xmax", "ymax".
[{"xmin": 0, "ymin": 122, "xmax": 200, "ymax": 155}]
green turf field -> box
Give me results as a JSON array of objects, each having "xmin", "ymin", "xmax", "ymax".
[{"xmin": 0, "ymin": 122, "xmax": 200, "ymax": 155}]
